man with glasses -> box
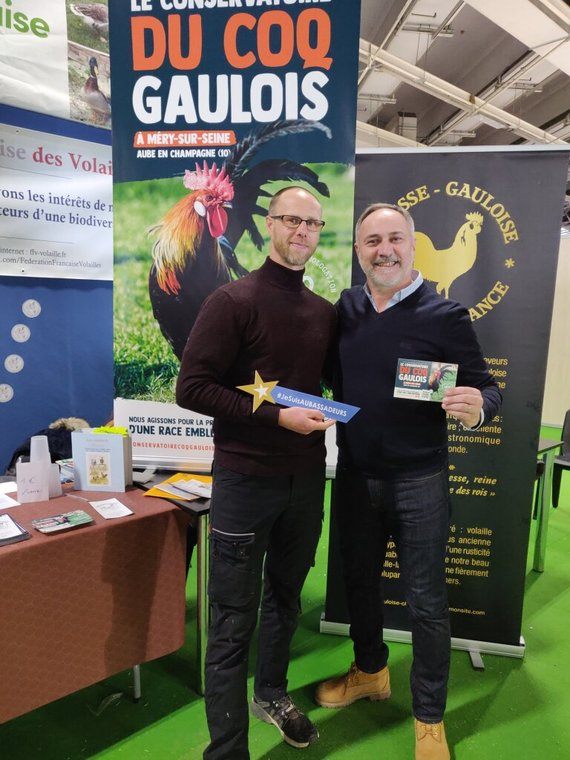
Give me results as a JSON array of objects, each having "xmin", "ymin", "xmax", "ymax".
[{"xmin": 177, "ymin": 186, "xmax": 336, "ymax": 759}]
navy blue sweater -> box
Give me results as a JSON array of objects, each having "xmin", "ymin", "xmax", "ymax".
[{"xmin": 335, "ymin": 282, "xmax": 502, "ymax": 479}]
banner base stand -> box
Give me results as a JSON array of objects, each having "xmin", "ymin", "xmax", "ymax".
[
  {"xmin": 320, "ymin": 615, "xmax": 526, "ymax": 660},
  {"xmin": 469, "ymin": 650, "xmax": 485, "ymax": 670}
]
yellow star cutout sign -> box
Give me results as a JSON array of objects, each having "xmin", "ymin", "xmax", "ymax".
[{"xmin": 237, "ymin": 371, "xmax": 279, "ymax": 412}]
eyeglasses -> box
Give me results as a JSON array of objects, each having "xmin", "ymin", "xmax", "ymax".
[{"xmin": 269, "ymin": 215, "xmax": 325, "ymax": 232}]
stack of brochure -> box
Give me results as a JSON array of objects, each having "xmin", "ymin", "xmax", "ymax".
[
  {"xmin": 154, "ymin": 478, "xmax": 212, "ymax": 500},
  {"xmin": 146, "ymin": 474, "xmax": 213, "ymax": 501},
  {"xmin": 31, "ymin": 509, "xmax": 94, "ymax": 534},
  {"xmin": 171, "ymin": 479, "xmax": 212, "ymax": 498},
  {"xmin": 0, "ymin": 514, "xmax": 30, "ymax": 546}
]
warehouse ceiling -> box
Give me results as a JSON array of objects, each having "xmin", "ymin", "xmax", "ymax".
[{"xmin": 357, "ymin": 0, "xmax": 570, "ymax": 148}]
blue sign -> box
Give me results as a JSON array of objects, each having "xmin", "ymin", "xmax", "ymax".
[{"xmin": 274, "ymin": 385, "xmax": 360, "ymax": 424}]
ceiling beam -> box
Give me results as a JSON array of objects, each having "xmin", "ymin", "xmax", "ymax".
[
  {"xmin": 358, "ymin": 41, "xmax": 566, "ymax": 144},
  {"xmin": 379, "ymin": 0, "xmax": 420, "ymax": 49},
  {"xmin": 426, "ymin": 50, "xmax": 544, "ymax": 144},
  {"xmin": 359, "ymin": 0, "xmax": 418, "ymax": 87},
  {"xmin": 356, "ymin": 120, "xmax": 423, "ymax": 147},
  {"xmin": 463, "ymin": 0, "xmax": 570, "ymax": 76},
  {"xmin": 430, "ymin": 2, "xmax": 465, "ymax": 42}
]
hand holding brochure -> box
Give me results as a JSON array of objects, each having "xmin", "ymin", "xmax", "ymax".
[{"xmin": 393, "ymin": 359, "xmax": 458, "ymax": 402}]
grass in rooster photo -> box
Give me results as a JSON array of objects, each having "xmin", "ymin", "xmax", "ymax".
[{"xmin": 114, "ymin": 158, "xmax": 353, "ymax": 402}]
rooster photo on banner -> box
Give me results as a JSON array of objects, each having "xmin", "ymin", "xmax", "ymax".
[{"xmin": 108, "ymin": 0, "xmax": 361, "ymax": 464}]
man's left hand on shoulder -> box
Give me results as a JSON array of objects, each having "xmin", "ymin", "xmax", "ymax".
[{"xmin": 442, "ymin": 386, "xmax": 483, "ymax": 429}]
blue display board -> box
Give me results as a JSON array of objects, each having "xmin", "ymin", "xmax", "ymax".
[{"xmin": 0, "ymin": 276, "xmax": 113, "ymax": 470}]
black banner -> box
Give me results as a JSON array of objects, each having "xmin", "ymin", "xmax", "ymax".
[{"xmin": 324, "ymin": 148, "xmax": 569, "ymax": 646}]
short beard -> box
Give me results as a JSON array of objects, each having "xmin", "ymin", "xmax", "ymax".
[
  {"xmin": 275, "ymin": 240, "xmax": 315, "ymax": 268},
  {"xmin": 282, "ymin": 250, "xmax": 312, "ymax": 267},
  {"xmin": 362, "ymin": 262, "xmax": 402, "ymax": 290}
]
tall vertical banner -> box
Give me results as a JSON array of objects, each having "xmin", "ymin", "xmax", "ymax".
[
  {"xmin": 323, "ymin": 148, "xmax": 569, "ymax": 650},
  {"xmin": 108, "ymin": 0, "xmax": 361, "ymax": 467}
]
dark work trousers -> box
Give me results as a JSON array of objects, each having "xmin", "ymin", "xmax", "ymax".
[
  {"xmin": 203, "ymin": 463, "xmax": 325, "ymax": 760},
  {"xmin": 336, "ymin": 466, "xmax": 451, "ymax": 723}
]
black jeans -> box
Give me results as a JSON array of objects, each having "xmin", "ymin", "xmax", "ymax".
[
  {"xmin": 336, "ymin": 467, "xmax": 451, "ymax": 723},
  {"xmin": 203, "ymin": 464, "xmax": 325, "ymax": 760}
]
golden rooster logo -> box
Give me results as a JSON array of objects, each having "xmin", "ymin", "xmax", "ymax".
[{"xmin": 414, "ymin": 212, "xmax": 484, "ymax": 299}]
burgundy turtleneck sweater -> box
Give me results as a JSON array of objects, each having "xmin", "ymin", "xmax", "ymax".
[{"xmin": 176, "ymin": 257, "xmax": 336, "ymax": 475}]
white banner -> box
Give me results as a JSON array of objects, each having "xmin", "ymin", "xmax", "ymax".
[
  {"xmin": 114, "ymin": 398, "xmax": 339, "ymax": 476},
  {"xmin": 0, "ymin": 1, "xmax": 69, "ymax": 118},
  {"xmin": 0, "ymin": 0, "xmax": 111, "ymax": 129},
  {"xmin": 0, "ymin": 120, "xmax": 113, "ymax": 280},
  {"xmin": 114, "ymin": 399, "xmax": 215, "ymax": 472}
]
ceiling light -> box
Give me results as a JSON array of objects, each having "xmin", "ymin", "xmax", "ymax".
[
  {"xmin": 401, "ymin": 23, "xmax": 454, "ymax": 37},
  {"xmin": 358, "ymin": 94, "xmax": 398, "ymax": 105},
  {"xmin": 507, "ymin": 79, "xmax": 543, "ymax": 92}
]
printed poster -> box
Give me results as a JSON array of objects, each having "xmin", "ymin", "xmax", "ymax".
[
  {"xmin": 108, "ymin": 0, "xmax": 362, "ymax": 464},
  {"xmin": 323, "ymin": 147, "xmax": 569, "ymax": 647},
  {"xmin": 0, "ymin": 105, "xmax": 113, "ymax": 280},
  {"xmin": 0, "ymin": 106, "xmax": 114, "ymax": 472}
]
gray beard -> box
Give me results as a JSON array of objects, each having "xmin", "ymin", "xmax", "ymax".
[{"xmin": 283, "ymin": 252, "xmax": 310, "ymax": 267}]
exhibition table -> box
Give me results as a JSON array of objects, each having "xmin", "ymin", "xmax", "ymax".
[
  {"xmin": 138, "ymin": 473, "xmax": 211, "ymax": 696},
  {"xmin": 0, "ymin": 487, "xmax": 190, "ymax": 725},
  {"xmin": 533, "ymin": 437, "xmax": 563, "ymax": 572},
  {"xmin": 180, "ymin": 496, "xmax": 210, "ymax": 699}
]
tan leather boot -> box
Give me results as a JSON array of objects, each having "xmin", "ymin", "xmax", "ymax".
[
  {"xmin": 414, "ymin": 719, "xmax": 450, "ymax": 760},
  {"xmin": 315, "ymin": 663, "xmax": 390, "ymax": 708}
]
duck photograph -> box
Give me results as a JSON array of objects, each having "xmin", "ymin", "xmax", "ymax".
[{"xmin": 65, "ymin": 0, "xmax": 111, "ymax": 127}]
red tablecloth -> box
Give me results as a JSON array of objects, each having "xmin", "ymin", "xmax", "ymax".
[{"xmin": 0, "ymin": 487, "xmax": 188, "ymax": 724}]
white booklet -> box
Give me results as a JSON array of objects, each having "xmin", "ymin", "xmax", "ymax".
[
  {"xmin": 153, "ymin": 482, "xmax": 199, "ymax": 501},
  {"xmin": 173, "ymin": 479, "xmax": 212, "ymax": 499},
  {"xmin": 0, "ymin": 513, "xmax": 30, "ymax": 545},
  {"xmin": 0, "ymin": 493, "xmax": 20, "ymax": 509},
  {"xmin": 89, "ymin": 498, "xmax": 134, "ymax": 519},
  {"xmin": 72, "ymin": 430, "xmax": 133, "ymax": 492},
  {"xmin": 0, "ymin": 514, "xmax": 23, "ymax": 540}
]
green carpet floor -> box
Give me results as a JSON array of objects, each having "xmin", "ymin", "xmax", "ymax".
[{"xmin": 1, "ymin": 426, "xmax": 568, "ymax": 759}]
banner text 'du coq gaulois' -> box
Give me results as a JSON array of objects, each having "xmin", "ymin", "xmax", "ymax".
[{"xmin": 129, "ymin": 3, "xmax": 333, "ymax": 124}]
